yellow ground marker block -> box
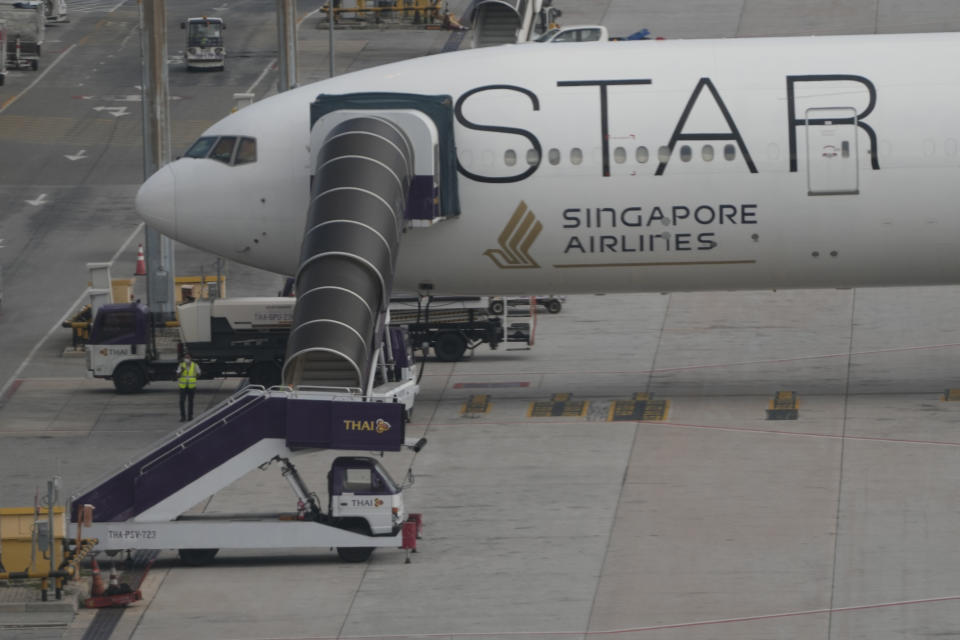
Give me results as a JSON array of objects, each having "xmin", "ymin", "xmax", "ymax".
[
  {"xmin": 528, "ymin": 394, "xmax": 588, "ymax": 417},
  {"xmin": 943, "ymin": 389, "xmax": 960, "ymax": 401},
  {"xmin": 766, "ymin": 391, "xmax": 799, "ymax": 420},
  {"xmin": 462, "ymin": 394, "xmax": 490, "ymax": 414},
  {"xmin": 608, "ymin": 395, "xmax": 669, "ymax": 422}
]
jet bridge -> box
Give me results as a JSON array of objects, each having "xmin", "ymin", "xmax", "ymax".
[{"xmin": 285, "ymin": 93, "xmax": 460, "ymax": 391}]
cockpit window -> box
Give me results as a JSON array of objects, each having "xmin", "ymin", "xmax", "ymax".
[
  {"xmin": 234, "ymin": 137, "xmax": 257, "ymax": 165},
  {"xmin": 183, "ymin": 135, "xmax": 256, "ymax": 166},
  {"xmin": 185, "ymin": 136, "xmax": 217, "ymax": 158}
]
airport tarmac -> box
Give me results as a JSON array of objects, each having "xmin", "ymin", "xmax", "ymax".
[{"xmin": 4, "ymin": 0, "xmax": 960, "ymax": 639}]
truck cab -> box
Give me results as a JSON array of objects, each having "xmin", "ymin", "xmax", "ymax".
[
  {"xmin": 181, "ymin": 16, "xmax": 225, "ymax": 71},
  {"xmin": 533, "ymin": 24, "xmax": 607, "ymax": 42},
  {"xmin": 328, "ymin": 456, "xmax": 405, "ymax": 536}
]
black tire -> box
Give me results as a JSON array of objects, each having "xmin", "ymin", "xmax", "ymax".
[
  {"xmin": 434, "ymin": 331, "xmax": 466, "ymax": 362},
  {"xmin": 248, "ymin": 361, "xmax": 281, "ymax": 387},
  {"xmin": 545, "ymin": 299, "xmax": 562, "ymax": 314},
  {"xmin": 336, "ymin": 546, "xmax": 374, "ymax": 562},
  {"xmin": 30, "ymin": 59, "xmax": 38, "ymax": 71},
  {"xmin": 488, "ymin": 299, "xmax": 504, "ymax": 315},
  {"xmin": 178, "ymin": 548, "xmax": 219, "ymax": 566},
  {"xmin": 336, "ymin": 519, "xmax": 374, "ymax": 562},
  {"xmin": 113, "ymin": 363, "xmax": 146, "ymax": 394}
]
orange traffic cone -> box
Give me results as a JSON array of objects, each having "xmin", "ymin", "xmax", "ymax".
[
  {"xmin": 90, "ymin": 557, "xmax": 104, "ymax": 596},
  {"xmin": 135, "ymin": 244, "xmax": 146, "ymax": 276}
]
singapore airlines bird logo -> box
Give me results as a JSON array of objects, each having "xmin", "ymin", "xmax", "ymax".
[{"xmin": 483, "ymin": 201, "xmax": 542, "ymax": 268}]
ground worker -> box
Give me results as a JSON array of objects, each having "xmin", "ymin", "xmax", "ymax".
[{"xmin": 176, "ymin": 352, "xmax": 200, "ymax": 421}]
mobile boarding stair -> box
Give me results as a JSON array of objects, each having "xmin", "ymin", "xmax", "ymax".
[
  {"xmin": 470, "ymin": 0, "xmax": 540, "ymax": 47},
  {"xmin": 71, "ymin": 91, "xmax": 461, "ymax": 563}
]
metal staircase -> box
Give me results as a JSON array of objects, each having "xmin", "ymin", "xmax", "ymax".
[{"xmin": 471, "ymin": 0, "xmax": 539, "ymax": 47}]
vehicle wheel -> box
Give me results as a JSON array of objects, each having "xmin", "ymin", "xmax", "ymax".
[
  {"xmin": 545, "ymin": 299, "xmax": 562, "ymax": 314},
  {"xmin": 30, "ymin": 59, "xmax": 38, "ymax": 71},
  {"xmin": 488, "ymin": 299, "xmax": 504, "ymax": 315},
  {"xmin": 248, "ymin": 361, "xmax": 281, "ymax": 387},
  {"xmin": 434, "ymin": 332, "xmax": 466, "ymax": 362},
  {"xmin": 178, "ymin": 548, "xmax": 219, "ymax": 566},
  {"xmin": 336, "ymin": 546, "xmax": 374, "ymax": 562},
  {"xmin": 336, "ymin": 519, "xmax": 374, "ymax": 562},
  {"xmin": 112, "ymin": 363, "xmax": 146, "ymax": 394}
]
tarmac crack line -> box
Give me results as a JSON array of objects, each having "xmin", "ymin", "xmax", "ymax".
[{"xmin": 826, "ymin": 289, "xmax": 857, "ymax": 640}]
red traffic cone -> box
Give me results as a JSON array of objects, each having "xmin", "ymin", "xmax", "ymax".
[
  {"xmin": 135, "ymin": 244, "xmax": 146, "ymax": 276},
  {"xmin": 90, "ymin": 557, "xmax": 105, "ymax": 596}
]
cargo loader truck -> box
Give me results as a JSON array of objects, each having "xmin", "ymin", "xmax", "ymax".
[{"xmin": 87, "ymin": 298, "xmax": 294, "ymax": 393}]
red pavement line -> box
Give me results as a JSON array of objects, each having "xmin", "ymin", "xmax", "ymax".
[
  {"xmin": 423, "ymin": 341, "xmax": 960, "ymax": 378},
  {"xmin": 423, "ymin": 417, "xmax": 960, "ymax": 448}
]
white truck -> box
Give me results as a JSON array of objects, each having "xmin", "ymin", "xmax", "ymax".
[
  {"xmin": 87, "ymin": 297, "xmax": 295, "ymax": 393},
  {"xmin": 181, "ymin": 16, "xmax": 225, "ymax": 71},
  {"xmin": 531, "ymin": 25, "xmax": 652, "ymax": 43}
]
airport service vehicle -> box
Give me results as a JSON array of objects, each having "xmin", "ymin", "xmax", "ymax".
[
  {"xmin": 532, "ymin": 25, "xmax": 651, "ymax": 42},
  {"xmin": 391, "ymin": 298, "xmax": 531, "ymax": 361},
  {"xmin": 43, "ymin": 0, "xmax": 66, "ymax": 23},
  {"xmin": 181, "ymin": 16, "xmax": 225, "ymax": 71},
  {"xmin": 87, "ymin": 298, "xmax": 294, "ymax": 393},
  {"xmin": 1, "ymin": 2, "xmax": 43, "ymax": 71},
  {"xmin": 73, "ymin": 424, "xmax": 425, "ymax": 564}
]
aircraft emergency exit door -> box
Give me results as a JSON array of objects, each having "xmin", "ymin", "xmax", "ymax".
[{"xmin": 805, "ymin": 107, "xmax": 859, "ymax": 195}]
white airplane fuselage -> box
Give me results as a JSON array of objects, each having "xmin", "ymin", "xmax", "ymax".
[{"xmin": 136, "ymin": 34, "xmax": 960, "ymax": 294}]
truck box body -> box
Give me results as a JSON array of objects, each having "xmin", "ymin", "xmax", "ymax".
[{"xmin": 0, "ymin": 3, "xmax": 43, "ymax": 49}]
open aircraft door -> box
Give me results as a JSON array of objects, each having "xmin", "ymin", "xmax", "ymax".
[{"xmin": 805, "ymin": 106, "xmax": 859, "ymax": 195}]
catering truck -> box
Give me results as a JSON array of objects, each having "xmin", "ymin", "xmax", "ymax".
[
  {"xmin": 181, "ymin": 16, "xmax": 225, "ymax": 71},
  {"xmin": 87, "ymin": 298, "xmax": 293, "ymax": 393}
]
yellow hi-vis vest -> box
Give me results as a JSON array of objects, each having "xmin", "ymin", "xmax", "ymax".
[{"xmin": 177, "ymin": 361, "xmax": 198, "ymax": 389}]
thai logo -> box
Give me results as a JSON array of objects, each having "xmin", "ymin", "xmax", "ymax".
[
  {"xmin": 343, "ymin": 418, "xmax": 392, "ymax": 433},
  {"xmin": 483, "ymin": 201, "xmax": 542, "ymax": 268}
]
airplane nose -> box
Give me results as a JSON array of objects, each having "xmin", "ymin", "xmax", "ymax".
[{"xmin": 135, "ymin": 164, "xmax": 177, "ymax": 237}]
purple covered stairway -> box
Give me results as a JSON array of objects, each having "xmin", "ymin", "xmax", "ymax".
[{"xmin": 72, "ymin": 387, "xmax": 405, "ymax": 523}]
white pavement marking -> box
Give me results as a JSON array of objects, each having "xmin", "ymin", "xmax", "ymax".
[
  {"xmin": 0, "ymin": 222, "xmax": 144, "ymax": 406},
  {"xmin": 64, "ymin": 149, "xmax": 88, "ymax": 161},
  {"xmin": 93, "ymin": 105, "xmax": 129, "ymax": 117},
  {"xmin": 25, "ymin": 193, "xmax": 48, "ymax": 206},
  {"xmin": 0, "ymin": 44, "xmax": 77, "ymax": 115},
  {"xmin": 244, "ymin": 8, "xmax": 320, "ymax": 96}
]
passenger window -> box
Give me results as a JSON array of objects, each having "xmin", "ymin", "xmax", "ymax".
[
  {"xmin": 658, "ymin": 145, "xmax": 671, "ymax": 163},
  {"xmin": 548, "ymin": 148, "xmax": 561, "ymax": 165},
  {"xmin": 526, "ymin": 148, "xmax": 540, "ymax": 165},
  {"xmin": 504, "ymin": 149, "xmax": 517, "ymax": 166},
  {"xmin": 635, "ymin": 146, "xmax": 649, "ymax": 163},
  {"xmin": 724, "ymin": 144, "xmax": 737, "ymax": 161},
  {"xmin": 234, "ymin": 137, "xmax": 257, "ymax": 165},
  {"xmin": 209, "ymin": 136, "xmax": 237, "ymax": 164},
  {"xmin": 184, "ymin": 136, "xmax": 217, "ymax": 159},
  {"xmin": 702, "ymin": 144, "xmax": 714, "ymax": 161},
  {"xmin": 570, "ymin": 148, "xmax": 583, "ymax": 165},
  {"xmin": 680, "ymin": 145, "xmax": 692, "ymax": 162},
  {"xmin": 613, "ymin": 147, "xmax": 626, "ymax": 164}
]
